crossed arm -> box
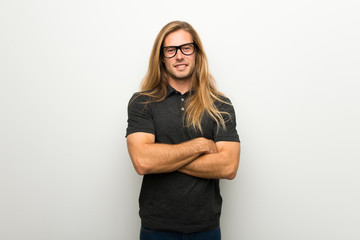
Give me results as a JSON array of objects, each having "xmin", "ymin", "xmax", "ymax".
[{"xmin": 126, "ymin": 132, "xmax": 240, "ymax": 180}]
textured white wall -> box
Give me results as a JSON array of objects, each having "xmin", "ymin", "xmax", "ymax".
[{"xmin": 1, "ymin": 0, "xmax": 359, "ymax": 239}]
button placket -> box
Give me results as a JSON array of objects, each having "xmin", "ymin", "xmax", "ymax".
[{"xmin": 180, "ymin": 96, "xmax": 185, "ymax": 111}]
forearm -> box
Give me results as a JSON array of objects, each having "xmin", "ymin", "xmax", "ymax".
[
  {"xmin": 135, "ymin": 140, "xmax": 202, "ymax": 174},
  {"xmin": 178, "ymin": 142, "xmax": 240, "ymax": 180},
  {"xmin": 127, "ymin": 133, "xmax": 217, "ymax": 175},
  {"xmin": 178, "ymin": 153, "xmax": 233, "ymax": 179}
]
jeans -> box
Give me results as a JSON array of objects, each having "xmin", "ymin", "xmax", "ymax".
[{"xmin": 140, "ymin": 226, "xmax": 221, "ymax": 240}]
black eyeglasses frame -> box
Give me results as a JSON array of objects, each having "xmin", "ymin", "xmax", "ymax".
[{"xmin": 161, "ymin": 42, "xmax": 196, "ymax": 58}]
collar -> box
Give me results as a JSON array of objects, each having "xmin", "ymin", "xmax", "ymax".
[
  {"xmin": 166, "ymin": 84, "xmax": 177, "ymax": 98},
  {"xmin": 166, "ymin": 84, "xmax": 194, "ymax": 98}
]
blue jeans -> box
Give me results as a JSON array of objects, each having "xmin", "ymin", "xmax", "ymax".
[{"xmin": 140, "ymin": 226, "xmax": 221, "ymax": 240}]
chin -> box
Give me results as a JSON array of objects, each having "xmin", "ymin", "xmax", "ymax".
[
  {"xmin": 177, "ymin": 70, "xmax": 193, "ymax": 77},
  {"xmin": 168, "ymin": 69, "xmax": 194, "ymax": 81},
  {"xmin": 175, "ymin": 76, "xmax": 190, "ymax": 81}
]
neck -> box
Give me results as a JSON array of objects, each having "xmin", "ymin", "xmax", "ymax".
[{"xmin": 168, "ymin": 78, "xmax": 191, "ymax": 94}]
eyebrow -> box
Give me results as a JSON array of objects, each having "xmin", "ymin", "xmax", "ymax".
[{"xmin": 162, "ymin": 42, "xmax": 194, "ymax": 48}]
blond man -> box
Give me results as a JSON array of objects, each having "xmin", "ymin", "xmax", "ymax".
[{"xmin": 126, "ymin": 21, "xmax": 240, "ymax": 240}]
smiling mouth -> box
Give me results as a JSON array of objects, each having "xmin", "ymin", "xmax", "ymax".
[{"xmin": 174, "ymin": 64, "xmax": 188, "ymax": 70}]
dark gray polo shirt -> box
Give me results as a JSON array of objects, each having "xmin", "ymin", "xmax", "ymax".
[{"xmin": 126, "ymin": 85, "xmax": 239, "ymax": 233}]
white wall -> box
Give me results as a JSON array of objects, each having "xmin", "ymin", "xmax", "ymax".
[{"xmin": 1, "ymin": 0, "xmax": 359, "ymax": 239}]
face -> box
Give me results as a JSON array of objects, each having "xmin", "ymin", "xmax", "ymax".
[{"xmin": 162, "ymin": 29, "xmax": 196, "ymax": 83}]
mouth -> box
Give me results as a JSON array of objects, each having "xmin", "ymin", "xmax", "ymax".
[{"xmin": 174, "ymin": 63, "xmax": 188, "ymax": 71}]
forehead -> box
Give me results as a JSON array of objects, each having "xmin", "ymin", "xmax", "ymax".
[{"xmin": 163, "ymin": 29, "xmax": 193, "ymax": 47}]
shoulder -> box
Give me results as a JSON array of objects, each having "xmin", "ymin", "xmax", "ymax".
[
  {"xmin": 128, "ymin": 91, "xmax": 156, "ymax": 106},
  {"xmin": 127, "ymin": 92, "xmax": 153, "ymax": 115},
  {"xmin": 214, "ymin": 94, "xmax": 233, "ymax": 109}
]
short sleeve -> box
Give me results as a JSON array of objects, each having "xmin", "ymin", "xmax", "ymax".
[
  {"xmin": 126, "ymin": 93, "xmax": 155, "ymax": 137},
  {"xmin": 213, "ymin": 97, "xmax": 240, "ymax": 143}
]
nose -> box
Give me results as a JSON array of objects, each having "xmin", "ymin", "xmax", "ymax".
[{"xmin": 175, "ymin": 48, "xmax": 185, "ymax": 59}]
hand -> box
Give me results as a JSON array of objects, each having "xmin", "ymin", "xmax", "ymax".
[{"xmin": 195, "ymin": 137, "xmax": 217, "ymax": 154}]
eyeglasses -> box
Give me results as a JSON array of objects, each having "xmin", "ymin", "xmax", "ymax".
[{"xmin": 162, "ymin": 43, "xmax": 195, "ymax": 58}]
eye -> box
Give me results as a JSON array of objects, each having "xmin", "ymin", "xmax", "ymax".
[
  {"xmin": 182, "ymin": 45, "xmax": 194, "ymax": 54},
  {"xmin": 165, "ymin": 48, "xmax": 175, "ymax": 53}
]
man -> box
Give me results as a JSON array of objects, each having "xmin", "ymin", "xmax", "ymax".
[{"xmin": 126, "ymin": 21, "xmax": 240, "ymax": 240}]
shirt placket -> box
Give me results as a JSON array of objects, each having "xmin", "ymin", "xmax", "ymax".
[
  {"xmin": 180, "ymin": 95, "xmax": 185, "ymax": 112},
  {"xmin": 177, "ymin": 92, "xmax": 192, "ymax": 141}
]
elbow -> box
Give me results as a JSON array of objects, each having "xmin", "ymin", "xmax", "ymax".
[
  {"xmin": 132, "ymin": 157, "xmax": 151, "ymax": 175},
  {"xmin": 223, "ymin": 158, "xmax": 239, "ymax": 180},
  {"xmin": 224, "ymin": 150, "xmax": 240, "ymax": 180},
  {"xmin": 218, "ymin": 164, "xmax": 237, "ymax": 180},
  {"xmin": 224, "ymin": 168, "xmax": 237, "ymax": 180},
  {"xmin": 134, "ymin": 165, "xmax": 147, "ymax": 176}
]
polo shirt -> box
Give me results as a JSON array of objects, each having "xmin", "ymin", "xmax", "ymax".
[{"xmin": 126, "ymin": 85, "xmax": 239, "ymax": 233}]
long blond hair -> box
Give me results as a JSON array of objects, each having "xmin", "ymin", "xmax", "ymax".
[{"xmin": 140, "ymin": 21, "xmax": 228, "ymax": 132}]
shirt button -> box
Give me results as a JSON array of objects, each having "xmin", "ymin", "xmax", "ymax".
[
  {"xmin": 181, "ymin": 98, "xmax": 184, "ymax": 101},
  {"xmin": 181, "ymin": 107, "xmax": 185, "ymax": 111}
]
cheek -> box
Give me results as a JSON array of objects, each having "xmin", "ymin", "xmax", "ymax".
[
  {"xmin": 189, "ymin": 55, "xmax": 196, "ymax": 64},
  {"xmin": 164, "ymin": 60, "xmax": 173, "ymax": 70},
  {"xmin": 164, "ymin": 62, "xmax": 170, "ymax": 70},
  {"xmin": 189, "ymin": 56, "xmax": 196, "ymax": 68}
]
